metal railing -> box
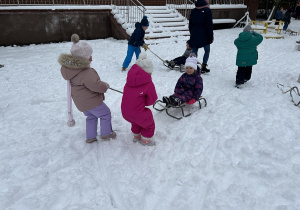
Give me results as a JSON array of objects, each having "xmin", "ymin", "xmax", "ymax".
[
  {"xmin": 0, "ymin": 0, "xmax": 111, "ymax": 5},
  {"xmin": 0, "ymin": 0, "xmax": 146, "ymax": 27},
  {"xmin": 166, "ymin": 0, "xmax": 195, "ymax": 19},
  {"xmin": 166, "ymin": 0, "xmax": 244, "ymax": 19},
  {"xmin": 210, "ymin": 0, "xmax": 244, "ymax": 4},
  {"xmin": 111, "ymin": 0, "xmax": 146, "ymax": 27}
]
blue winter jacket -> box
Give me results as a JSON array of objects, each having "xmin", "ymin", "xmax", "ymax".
[
  {"xmin": 128, "ymin": 22, "xmax": 145, "ymax": 47},
  {"xmin": 189, "ymin": 0, "xmax": 213, "ymax": 48}
]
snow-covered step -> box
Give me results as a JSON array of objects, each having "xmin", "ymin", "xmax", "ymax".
[
  {"xmin": 145, "ymin": 9, "xmax": 173, "ymax": 14},
  {"xmin": 145, "ymin": 6, "xmax": 168, "ymax": 10},
  {"xmin": 150, "ymin": 13, "xmax": 179, "ymax": 18},
  {"xmin": 157, "ymin": 22, "xmax": 187, "ymax": 27},
  {"xmin": 165, "ymin": 26, "xmax": 189, "ymax": 31},
  {"xmin": 151, "ymin": 17, "xmax": 185, "ymax": 23}
]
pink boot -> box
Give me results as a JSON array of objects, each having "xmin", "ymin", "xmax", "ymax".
[
  {"xmin": 140, "ymin": 136, "xmax": 155, "ymax": 146},
  {"xmin": 133, "ymin": 133, "xmax": 141, "ymax": 142}
]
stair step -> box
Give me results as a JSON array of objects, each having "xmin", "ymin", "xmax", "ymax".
[
  {"xmin": 151, "ymin": 17, "xmax": 185, "ymax": 22},
  {"xmin": 145, "ymin": 10, "xmax": 173, "ymax": 14},
  {"xmin": 150, "ymin": 14, "xmax": 178, "ymax": 18},
  {"xmin": 145, "ymin": 6, "xmax": 168, "ymax": 10},
  {"xmin": 157, "ymin": 22, "xmax": 188, "ymax": 27}
]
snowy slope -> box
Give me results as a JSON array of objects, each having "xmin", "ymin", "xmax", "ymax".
[{"xmin": 0, "ymin": 20, "xmax": 300, "ymax": 210}]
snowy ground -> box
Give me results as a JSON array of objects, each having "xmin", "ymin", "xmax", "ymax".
[{"xmin": 1, "ymin": 20, "xmax": 300, "ymax": 210}]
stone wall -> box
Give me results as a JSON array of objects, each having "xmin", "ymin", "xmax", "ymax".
[{"xmin": 0, "ymin": 9, "xmax": 127, "ymax": 46}]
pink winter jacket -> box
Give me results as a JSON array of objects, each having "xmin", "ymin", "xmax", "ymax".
[
  {"xmin": 58, "ymin": 54, "xmax": 108, "ymax": 112},
  {"xmin": 121, "ymin": 64, "xmax": 158, "ymax": 127}
]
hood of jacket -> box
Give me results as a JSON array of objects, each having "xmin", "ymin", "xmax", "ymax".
[
  {"xmin": 135, "ymin": 22, "xmax": 142, "ymax": 30},
  {"xmin": 58, "ymin": 54, "xmax": 91, "ymax": 80},
  {"xmin": 195, "ymin": 0, "xmax": 208, "ymax": 7},
  {"xmin": 126, "ymin": 64, "xmax": 152, "ymax": 87},
  {"xmin": 237, "ymin": 31, "xmax": 253, "ymax": 42}
]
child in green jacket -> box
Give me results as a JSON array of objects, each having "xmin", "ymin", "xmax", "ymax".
[{"xmin": 234, "ymin": 25, "xmax": 263, "ymax": 88}]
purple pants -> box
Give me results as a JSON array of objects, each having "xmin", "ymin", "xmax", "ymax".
[{"xmin": 83, "ymin": 102, "xmax": 112, "ymax": 139}]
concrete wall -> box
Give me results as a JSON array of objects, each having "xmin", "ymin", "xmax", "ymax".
[{"xmin": 0, "ymin": 9, "xmax": 127, "ymax": 46}]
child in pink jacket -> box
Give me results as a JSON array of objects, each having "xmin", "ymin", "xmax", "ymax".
[
  {"xmin": 59, "ymin": 34, "xmax": 116, "ymax": 143},
  {"xmin": 121, "ymin": 52, "xmax": 158, "ymax": 146}
]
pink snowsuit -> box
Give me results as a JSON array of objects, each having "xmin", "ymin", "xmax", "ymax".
[{"xmin": 121, "ymin": 64, "xmax": 158, "ymax": 138}]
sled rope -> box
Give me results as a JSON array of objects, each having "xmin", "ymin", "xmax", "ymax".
[
  {"xmin": 147, "ymin": 48, "xmax": 165, "ymax": 62},
  {"xmin": 277, "ymin": 83, "xmax": 300, "ymax": 107},
  {"xmin": 109, "ymin": 87, "xmax": 123, "ymax": 94}
]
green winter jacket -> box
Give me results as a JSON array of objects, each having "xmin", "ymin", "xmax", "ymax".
[{"xmin": 234, "ymin": 31, "xmax": 263, "ymax": 67}]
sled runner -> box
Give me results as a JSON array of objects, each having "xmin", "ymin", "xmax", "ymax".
[
  {"xmin": 153, "ymin": 97, "xmax": 207, "ymax": 120},
  {"xmin": 163, "ymin": 60, "xmax": 185, "ymax": 72}
]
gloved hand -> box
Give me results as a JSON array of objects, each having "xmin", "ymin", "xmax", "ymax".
[
  {"xmin": 142, "ymin": 44, "xmax": 149, "ymax": 51},
  {"xmin": 209, "ymin": 38, "xmax": 214, "ymax": 44},
  {"xmin": 104, "ymin": 82, "xmax": 110, "ymax": 88}
]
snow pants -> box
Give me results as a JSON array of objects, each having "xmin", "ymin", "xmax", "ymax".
[
  {"xmin": 122, "ymin": 44, "xmax": 141, "ymax": 68},
  {"xmin": 172, "ymin": 56, "xmax": 187, "ymax": 66},
  {"xmin": 236, "ymin": 66, "xmax": 252, "ymax": 85},
  {"xmin": 124, "ymin": 108, "xmax": 155, "ymax": 138},
  {"xmin": 83, "ymin": 102, "xmax": 112, "ymax": 139}
]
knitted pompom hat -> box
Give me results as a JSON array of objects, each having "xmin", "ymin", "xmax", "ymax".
[
  {"xmin": 136, "ymin": 52, "xmax": 153, "ymax": 74},
  {"xmin": 141, "ymin": 16, "xmax": 149, "ymax": 27},
  {"xmin": 70, "ymin": 34, "xmax": 93, "ymax": 60},
  {"xmin": 185, "ymin": 54, "xmax": 198, "ymax": 70}
]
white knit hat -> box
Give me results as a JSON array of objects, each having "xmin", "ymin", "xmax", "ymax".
[
  {"xmin": 135, "ymin": 52, "xmax": 153, "ymax": 74},
  {"xmin": 70, "ymin": 34, "xmax": 93, "ymax": 60},
  {"xmin": 185, "ymin": 55, "xmax": 197, "ymax": 70}
]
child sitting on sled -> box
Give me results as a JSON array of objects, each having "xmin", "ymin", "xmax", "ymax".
[
  {"xmin": 165, "ymin": 40, "xmax": 193, "ymax": 69},
  {"xmin": 162, "ymin": 53, "xmax": 203, "ymax": 106}
]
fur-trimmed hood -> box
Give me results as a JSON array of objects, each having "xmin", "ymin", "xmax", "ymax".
[
  {"xmin": 58, "ymin": 54, "xmax": 91, "ymax": 69},
  {"xmin": 58, "ymin": 54, "xmax": 91, "ymax": 81}
]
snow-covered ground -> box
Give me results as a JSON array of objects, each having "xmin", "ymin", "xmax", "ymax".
[{"xmin": 0, "ymin": 20, "xmax": 300, "ymax": 210}]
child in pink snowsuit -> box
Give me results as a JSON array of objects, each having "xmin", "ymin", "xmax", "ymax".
[{"xmin": 121, "ymin": 52, "xmax": 158, "ymax": 146}]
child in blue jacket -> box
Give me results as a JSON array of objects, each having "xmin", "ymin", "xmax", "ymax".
[
  {"xmin": 162, "ymin": 54, "xmax": 203, "ymax": 106},
  {"xmin": 122, "ymin": 16, "xmax": 149, "ymax": 71}
]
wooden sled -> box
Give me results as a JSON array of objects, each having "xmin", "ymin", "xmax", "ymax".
[{"xmin": 153, "ymin": 97, "xmax": 207, "ymax": 120}]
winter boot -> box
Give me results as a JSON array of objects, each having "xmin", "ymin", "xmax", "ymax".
[
  {"xmin": 163, "ymin": 96, "xmax": 171, "ymax": 106},
  {"xmin": 101, "ymin": 131, "xmax": 116, "ymax": 141},
  {"xmin": 133, "ymin": 133, "xmax": 141, "ymax": 143},
  {"xmin": 140, "ymin": 136, "xmax": 155, "ymax": 146},
  {"xmin": 169, "ymin": 96, "xmax": 181, "ymax": 106},
  {"xmin": 235, "ymin": 83, "xmax": 242, "ymax": 89},
  {"xmin": 86, "ymin": 137, "xmax": 98, "ymax": 143},
  {"xmin": 169, "ymin": 60, "xmax": 176, "ymax": 68},
  {"xmin": 201, "ymin": 64, "xmax": 210, "ymax": 73}
]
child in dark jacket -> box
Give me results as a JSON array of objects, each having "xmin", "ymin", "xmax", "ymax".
[
  {"xmin": 165, "ymin": 40, "xmax": 193, "ymax": 68},
  {"xmin": 162, "ymin": 54, "xmax": 203, "ymax": 106},
  {"xmin": 122, "ymin": 16, "xmax": 149, "ymax": 71},
  {"xmin": 234, "ymin": 25, "xmax": 263, "ymax": 88}
]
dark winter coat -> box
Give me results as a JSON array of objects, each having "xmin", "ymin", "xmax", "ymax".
[
  {"xmin": 128, "ymin": 22, "xmax": 145, "ymax": 47},
  {"xmin": 173, "ymin": 68, "xmax": 203, "ymax": 103},
  {"xmin": 234, "ymin": 32, "xmax": 263, "ymax": 67},
  {"xmin": 275, "ymin": 10, "xmax": 283, "ymax": 20},
  {"xmin": 283, "ymin": 10, "xmax": 291, "ymax": 23},
  {"xmin": 189, "ymin": 0, "xmax": 213, "ymax": 48}
]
